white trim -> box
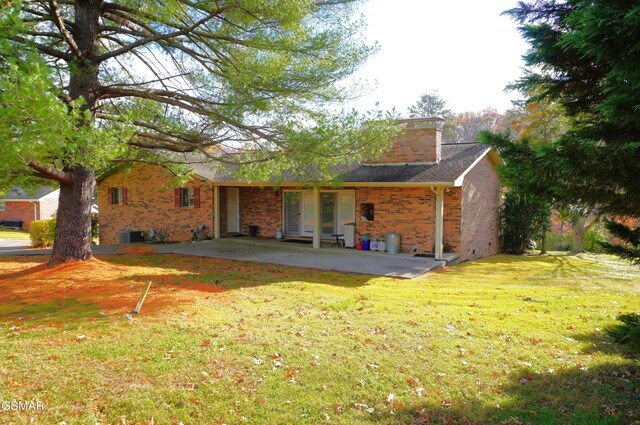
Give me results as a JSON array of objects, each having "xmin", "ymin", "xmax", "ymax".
[
  {"xmin": 453, "ymin": 148, "xmax": 492, "ymax": 187},
  {"xmin": 363, "ymin": 162, "xmax": 437, "ymax": 166},
  {"xmin": 213, "ymin": 181, "xmax": 456, "ymax": 188}
]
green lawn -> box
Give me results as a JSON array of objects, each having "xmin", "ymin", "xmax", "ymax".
[
  {"xmin": 0, "ymin": 253, "xmax": 638, "ymax": 424},
  {"xmin": 0, "ymin": 227, "xmax": 30, "ymax": 240}
]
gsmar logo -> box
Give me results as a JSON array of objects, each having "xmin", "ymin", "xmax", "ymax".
[{"xmin": 1, "ymin": 400, "xmax": 45, "ymax": 411}]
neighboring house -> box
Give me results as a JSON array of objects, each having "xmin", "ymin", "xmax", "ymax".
[
  {"xmin": 98, "ymin": 117, "xmax": 502, "ymax": 262},
  {"xmin": 0, "ymin": 186, "xmax": 60, "ymax": 230}
]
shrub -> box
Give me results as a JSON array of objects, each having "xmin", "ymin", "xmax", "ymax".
[
  {"xmin": 583, "ymin": 226, "xmax": 607, "ymax": 253},
  {"xmin": 29, "ymin": 219, "xmax": 56, "ymax": 248},
  {"xmin": 501, "ymin": 191, "xmax": 551, "ymax": 255},
  {"xmin": 605, "ymin": 313, "xmax": 640, "ymax": 349}
]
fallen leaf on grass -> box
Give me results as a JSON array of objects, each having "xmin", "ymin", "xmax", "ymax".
[
  {"xmin": 393, "ymin": 401, "xmax": 404, "ymax": 410},
  {"xmin": 406, "ymin": 378, "xmax": 417, "ymax": 387},
  {"xmin": 200, "ymin": 339, "xmax": 211, "ymax": 347},
  {"xmin": 285, "ymin": 369, "xmax": 298, "ymax": 379}
]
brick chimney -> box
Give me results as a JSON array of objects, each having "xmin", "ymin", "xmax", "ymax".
[{"xmin": 371, "ymin": 117, "xmax": 444, "ymax": 164}]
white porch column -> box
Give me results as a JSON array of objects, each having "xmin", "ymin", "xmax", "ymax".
[
  {"xmin": 213, "ymin": 185, "xmax": 220, "ymax": 239},
  {"xmin": 312, "ymin": 186, "xmax": 321, "ymax": 249},
  {"xmin": 433, "ymin": 186, "xmax": 445, "ymax": 261}
]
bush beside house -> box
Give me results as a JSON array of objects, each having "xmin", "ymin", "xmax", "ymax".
[{"xmin": 29, "ymin": 219, "xmax": 56, "ymax": 248}]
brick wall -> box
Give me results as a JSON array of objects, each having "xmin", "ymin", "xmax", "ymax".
[
  {"xmin": 459, "ymin": 156, "xmax": 501, "ymax": 261},
  {"xmin": 353, "ymin": 186, "xmax": 461, "ymax": 254},
  {"xmin": 0, "ymin": 201, "xmax": 37, "ymax": 229},
  {"xmin": 238, "ymin": 186, "xmax": 282, "ymax": 237},
  {"xmin": 98, "ymin": 165, "xmax": 214, "ymax": 244},
  {"xmin": 372, "ymin": 118, "xmax": 442, "ymax": 164}
]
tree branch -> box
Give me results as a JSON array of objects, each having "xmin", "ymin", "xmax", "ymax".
[
  {"xmin": 48, "ymin": 0, "xmax": 82, "ymax": 59},
  {"xmin": 96, "ymin": 10, "xmax": 217, "ymax": 62},
  {"xmin": 26, "ymin": 159, "xmax": 73, "ymax": 184}
]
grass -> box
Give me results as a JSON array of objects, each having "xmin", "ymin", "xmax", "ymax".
[
  {"xmin": 0, "ymin": 227, "xmax": 30, "ymax": 240},
  {"xmin": 0, "ymin": 253, "xmax": 638, "ymax": 424}
]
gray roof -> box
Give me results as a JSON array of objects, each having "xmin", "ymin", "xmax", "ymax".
[
  {"xmin": 191, "ymin": 143, "xmax": 492, "ymax": 185},
  {"xmin": 1, "ymin": 186, "xmax": 58, "ymax": 201},
  {"xmin": 341, "ymin": 143, "xmax": 490, "ymax": 184}
]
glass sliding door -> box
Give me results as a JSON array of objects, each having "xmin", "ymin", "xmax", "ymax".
[
  {"xmin": 337, "ymin": 192, "xmax": 355, "ymax": 234},
  {"xmin": 283, "ymin": 190, "xmax": 355, "ymax": 238},
  {"xmin": 283, "ymin": 192, "xmax": 301, "ymax": 236},
  {"xmin": 321, "ymin": 193, "xmax": 336, "ymax": 237}
]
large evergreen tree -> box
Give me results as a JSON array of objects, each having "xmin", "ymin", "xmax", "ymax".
[
  {"xmin": 485, "ymin": 0, "xmax": 640, "ymax": 262},
  {"xmin": 0, "ymin": 0, "xmax": 396, "ymax": 265}
]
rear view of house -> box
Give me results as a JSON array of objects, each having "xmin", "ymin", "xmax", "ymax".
[
  {"xmin": 98, "ymin": 117, "xmax": 502, "ymax": 263},
  {"xmin": 0, "ymin": 186, "xmax": 60, "ymax": 230}
]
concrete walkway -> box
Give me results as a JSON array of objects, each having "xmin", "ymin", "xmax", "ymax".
[{"xmin": 0, "ymin": 238, "xmax": 459, "ymax": 279}]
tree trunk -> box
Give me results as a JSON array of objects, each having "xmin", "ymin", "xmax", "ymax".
[
  {"xmin": 540, "ymin": 228, "xmax": 548, "ymax": 255},
  {"xmin": 571, "ymin": 225, "xmax": 586, "ymax": 255},
  {"xmin": 48, "ymin": 167, "xmax": 96, "ymax": 266},
  {"xmin": 570, "ymin": 214, "xmax": 598, "ymax": 255},
  {"xmin": 45, "ymin": 0, "xmax": 101, "ymax": 266}
]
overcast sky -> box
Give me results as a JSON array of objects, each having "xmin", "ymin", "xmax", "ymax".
[{"xmin": 347, "ymin": 0, "xmax": 530, "ymax": 115}]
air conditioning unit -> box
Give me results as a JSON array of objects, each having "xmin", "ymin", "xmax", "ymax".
[{"xmin": 119, "ymin": 230, "xmax": 145, "ymax": 244}]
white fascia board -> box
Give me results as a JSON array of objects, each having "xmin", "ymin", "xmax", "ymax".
[
  {"xmin": 210, "ymin": 181, "xmax": 456, "ymax": 188},
  {"xmin": 453, "ymin": 148, "xmax": 493, "ymax": 187}
]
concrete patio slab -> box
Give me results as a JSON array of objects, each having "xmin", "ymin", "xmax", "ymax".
[{"xmin": 0, "ymin": 238, "xmax": 458, "ymax": 279}]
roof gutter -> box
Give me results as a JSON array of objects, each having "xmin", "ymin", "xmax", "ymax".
[{"xmin": 209, "ymin": 181, "xmax": 457, "ymax": 188}]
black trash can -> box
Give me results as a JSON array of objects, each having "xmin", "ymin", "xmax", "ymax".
[{"xmin": 248, "ymin": 225, "xmax": 259, "ymax": 237}]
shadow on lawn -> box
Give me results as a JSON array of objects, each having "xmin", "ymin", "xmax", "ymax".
[
  {"xmin": 374, "ymin": 361, "xmax": 639, "ymax": 425},
  {"xmin": 0, "ymin": 253, "xmax": 374, "ymax": 320}
]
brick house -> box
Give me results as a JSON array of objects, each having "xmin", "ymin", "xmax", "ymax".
[
  {"xmin": 98, "ymin": 117, "xmax": 502, "ymax": 262},
  {"xmin": 0, "ymin": 186, "xmax": 60, "ymax": 230}
]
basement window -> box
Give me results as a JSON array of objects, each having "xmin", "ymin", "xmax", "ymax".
[{"xmin": 361, "ymin": 203, "xmax": 374, "ymax": 221}]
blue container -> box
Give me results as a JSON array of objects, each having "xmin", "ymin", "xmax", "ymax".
[{"xmin": 361, "ymin": 240, "xmax": 370, "ymax": 251}]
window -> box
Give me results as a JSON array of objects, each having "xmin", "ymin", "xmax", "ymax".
[
  {"xmin": 361, "ymin": 203, "xmax": 374, "ymax": 221},
  {"xmin": 180, "ymin": 188, "xmax": 194, "ymax": 207},
  {"xmin": 0, "ymin": 201, "xmax": 5, "ymax": 211},
  {"xmin": 109, "ymin": 187, "xmax": 127, "ymax": 205},
  {"xmin": 175, "ymin": 187, "xmax": 200, "ymax": 208}
]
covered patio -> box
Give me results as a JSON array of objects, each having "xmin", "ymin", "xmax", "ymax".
[
  {"xmin": 0, "ymin": 238, "xmax": 459, "ymax": 279},
  {"xmin": 156, "ymin": 238, "xmax": 459, "ymax": 278}
]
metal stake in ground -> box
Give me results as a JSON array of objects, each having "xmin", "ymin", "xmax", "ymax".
[{"xmin": 133, "ymin": 281, "xmax": 152, "ymax": 314}]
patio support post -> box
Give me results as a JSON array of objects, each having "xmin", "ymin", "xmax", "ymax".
[
  {"xmin": 213, "ymin": 185, "xmax": 220, "ymax": 239},
  {"xmin": 432, "ymin": 186, "xmax": 445, "ymax": 261},
  {"xmin": 312, "ymin": 186, "xmax": 321, "ymax": 249}
]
